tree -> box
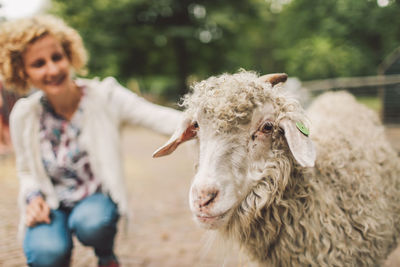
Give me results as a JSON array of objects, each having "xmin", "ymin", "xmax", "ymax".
[
  {"xmin": 50, "ymin": 0, "xmax": 400, "ymax": 94},
  {"xmin": 50, "ymin": 0, "xmax": 273, "ymax": 98},
  {"xmin": 271, "ymin": 0, "xmax": 400, "ymax": 80}
]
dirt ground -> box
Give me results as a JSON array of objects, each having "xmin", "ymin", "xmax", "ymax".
[
  {"xmin": 0, "ymin": 126, "xmax": 399, "ymax": 267},
  {"xmin": 0, "ymin": 127, "xmax": 243, "ymax": 267}
]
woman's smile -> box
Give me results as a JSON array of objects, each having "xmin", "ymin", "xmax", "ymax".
[
  {"xmin": 44, "ymin": 73, "xmax": 67, "ymax": 86},
  {"xmin": 23, "ymin": 34, "xmax": 72, "ymax": 96}
]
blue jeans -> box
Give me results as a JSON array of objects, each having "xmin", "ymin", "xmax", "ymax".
[{"xmin": 23, "ymin": 193, "xmax": 119, "ymax": 267}]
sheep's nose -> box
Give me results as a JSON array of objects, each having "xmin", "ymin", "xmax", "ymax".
[{"xmin": 196, "ymin": 188, "xmax": 219, "ymax": 208}]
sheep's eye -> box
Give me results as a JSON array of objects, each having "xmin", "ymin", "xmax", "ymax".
[{"xmin": 261, "ymin": 122, "xmax": 273, "ymax": 133}]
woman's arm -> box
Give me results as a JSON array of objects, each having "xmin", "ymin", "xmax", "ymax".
[
  {"xmin": 10, "ymin": 100, "xmax": 41, "ymax": 198},
  {"xmin": 103, "ymin": 77, "xmax": 182, "ymax": 136},
  {"xmin": 9, "ymin": 99, "xmax": 50, "ymax": 226}
]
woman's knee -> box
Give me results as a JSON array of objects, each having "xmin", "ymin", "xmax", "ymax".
[
  {"xmin": 23, "ymin": 210, "xmax": 72, "ymax": 267},
  {"xmin": 73, "ymin": 214, "xmax": 118, "ymax": 245},
  {"xmin": 69, "ymin": 193, "xmax": 119, "ymax": 245},
  {"xmin": 24, "ymin": 237, "xmax": 72, "ymax": 267}
]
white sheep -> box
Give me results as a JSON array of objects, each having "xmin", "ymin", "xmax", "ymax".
[{"xmin": 153, "ymin": 70, "xmax": 400, "ymax": 266}]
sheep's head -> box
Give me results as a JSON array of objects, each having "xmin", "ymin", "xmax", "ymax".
[{"xmin": 153, "ymin": 71, "xmax": 315, "ymax": 230}]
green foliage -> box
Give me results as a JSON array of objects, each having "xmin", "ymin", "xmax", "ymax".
[
  {"xmin": 283, "ymin": 36, "xmax": 365, "ymax": 80},
  {"xmin": 50, "ymin": 0, "xmax": 274, "ymax": 98},
  {"xmin": 274, "ymin": 0, "xmax": 400, "ymax": 80},
  {"xmin": 49, "ymin": 0, "xmax": 400, "ymax": 97}
]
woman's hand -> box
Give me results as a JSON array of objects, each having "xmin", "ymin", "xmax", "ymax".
[{"xmin": 25, "ymin": 196, "xmax": 51, "ymax": 227}]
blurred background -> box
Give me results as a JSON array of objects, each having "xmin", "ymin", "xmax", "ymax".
[
  {"xmin": 1, "ymin": 0, "xmax": 400, "ymax": 99},
  {"xmin": 0, "ymin": 0, "xmax": 399, "ymax": 266},
  {"xmin": 2, "ymin": 0, "xmax": 400, "ymax": 126}
]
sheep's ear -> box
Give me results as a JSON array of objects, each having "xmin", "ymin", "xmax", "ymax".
[
  {"xmin": 153, "ymin": 118, "xmax": 197, "ymax": 158},
  {"xmin": 258, "ymin": 73, "xmax": 288, "ymax": 86},
  {"xmin": 279, "ymin": 119, "xmax": 316, "ymax": 167}
]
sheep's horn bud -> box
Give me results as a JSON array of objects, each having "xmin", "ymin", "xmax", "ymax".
[{"xmin": 258, "ymin": 73, "xmax": 288, "ymax": 86}]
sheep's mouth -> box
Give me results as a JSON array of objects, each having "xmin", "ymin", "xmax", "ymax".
[{"xmin": 194, "ymin": 209, "xmax": 231, "ymax": 229}]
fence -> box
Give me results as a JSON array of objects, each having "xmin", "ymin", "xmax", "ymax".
[{"xmin": 302, "ymin": 74, "xmax": 400, "ymax": 125}]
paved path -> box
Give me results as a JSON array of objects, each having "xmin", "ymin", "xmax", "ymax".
[{"xmin": 0, "ymin": 126, "xmax": 399, "ymax": 267}]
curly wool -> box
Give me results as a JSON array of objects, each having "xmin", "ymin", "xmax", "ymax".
[
  {"xmin": 184, "ymin": 71, "xmax": 400, "ymax": 266},
  {"xmin": 227, "ymin": 91, "xmax": 399, "ymax": 266},
  {"xmin": 182, "ymin": 71, "xmax": 309, "ymax": 133}
]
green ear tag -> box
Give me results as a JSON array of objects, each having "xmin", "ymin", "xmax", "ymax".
[{"xmin": 296, "ymin": 122, "xmax": 309, "ymax": 136}]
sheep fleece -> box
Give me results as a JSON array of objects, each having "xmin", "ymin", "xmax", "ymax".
[{"xmin": 186, "ymin": 72, "xmax": 400, "ymax": 267}]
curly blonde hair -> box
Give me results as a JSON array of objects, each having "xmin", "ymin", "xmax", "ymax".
[{"xmin": 0, "ymin": 15, "xmax": 88, "ymax": 94}]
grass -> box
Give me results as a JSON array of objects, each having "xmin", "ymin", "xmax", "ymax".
[{"xmin": 356, "ymin": 96, "xmax": 381, "ymax": 113}]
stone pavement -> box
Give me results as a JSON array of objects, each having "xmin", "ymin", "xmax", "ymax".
[{"xmin": 0, "ymin": 126, "xmax": 399, "ymax": 267}]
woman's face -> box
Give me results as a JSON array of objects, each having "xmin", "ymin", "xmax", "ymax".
[{"xmin": 23, "ymin": 34, "xmax": 72, "ymax": 96}]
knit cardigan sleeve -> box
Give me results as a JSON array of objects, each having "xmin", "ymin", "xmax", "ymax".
[
  {"xmin": 95, "ymin": 77, "xmax": 183, "ymax": 136},
  {"xmin": 9, "ymin": 98, "xmax": 41, "ymax": 204}
]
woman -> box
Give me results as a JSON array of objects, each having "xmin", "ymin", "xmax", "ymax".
[{"xmin": 0, "ymin": 15, "xmax": 181, "ymax": 267}]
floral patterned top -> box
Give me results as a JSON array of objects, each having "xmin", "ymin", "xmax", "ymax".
[{"xmin": 39, "ymin": 88, "xmax": 101, "ymax": 208}]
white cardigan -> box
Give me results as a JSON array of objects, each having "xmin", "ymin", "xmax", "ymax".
[{"xmin": 10, "ymin": 77, "xmax": 182, "ymax": 237}]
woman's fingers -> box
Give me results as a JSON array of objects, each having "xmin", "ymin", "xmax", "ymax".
[
  {"xmin": 25, "ymin": 196, "xmax": 51, "ymax": 226},
  {"xmin": 25, "ymin": 212, "xmax": 35, "ymax": 227},
  {"xmin": 25, "ymin": 199, "xmax": 41, "ymax": 226},
  {"xmin": 39, "ymin": 201, "xmax": 51, "ymax": 224}
]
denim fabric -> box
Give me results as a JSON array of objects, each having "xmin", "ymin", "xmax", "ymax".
[{"xmin": 23, "ymin": 193, "xmax": 119, "ymax": 267}]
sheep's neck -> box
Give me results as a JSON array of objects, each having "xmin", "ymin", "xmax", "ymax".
[{"xmin": 223, "ymin": 166, "xmax": 314, "ymax": 264}]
